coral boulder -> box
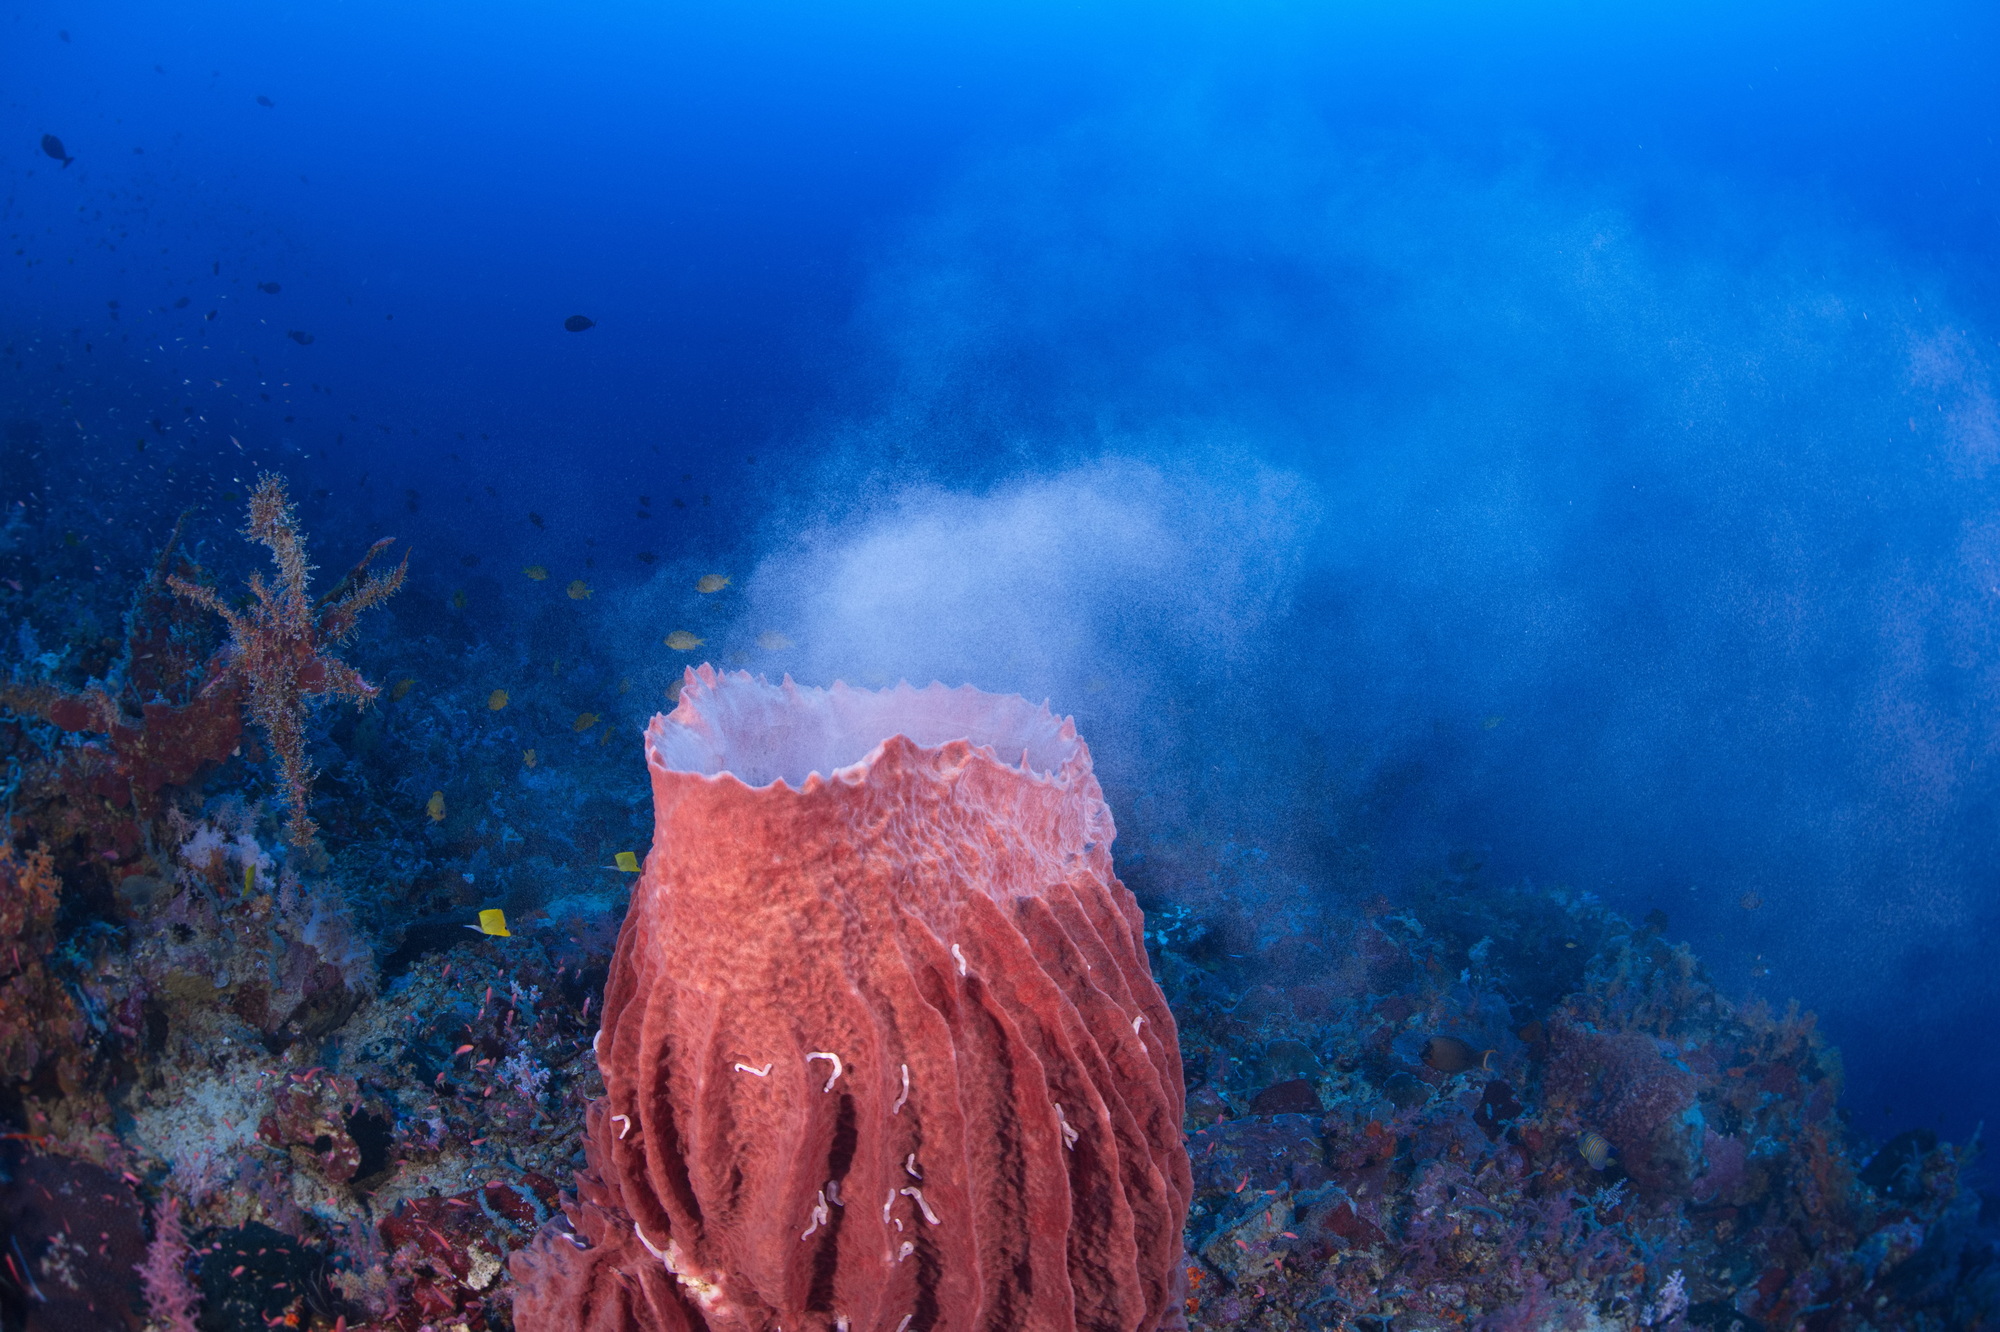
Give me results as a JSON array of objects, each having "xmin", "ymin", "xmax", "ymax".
[{"xmin": 512, "ymin": 668, "xmax": 1189, "ymax": 1332}]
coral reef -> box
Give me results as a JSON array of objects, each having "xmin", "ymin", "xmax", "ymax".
[
  {"xmin": 512, "ymin": 668, "xmax": 1191, "ymax": 1332},
  {"xmin": 168, "ymin": 473, "xmax": 406, "ymax": 846},
  {"xmin": 1139, "ymin": 869, "xmax": 1985, "ymax": 1332},
  {"xmin": 0, "ymin": 473, "xmax": 1993, "ymax": 1332}
]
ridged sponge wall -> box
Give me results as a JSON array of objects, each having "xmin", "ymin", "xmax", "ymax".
[{"xmin": 511, "ymin": 666, "xmax": 1190, "ymax": 1332}]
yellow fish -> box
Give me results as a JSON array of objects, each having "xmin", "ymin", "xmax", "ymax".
[
  {"xmin": 618, "ymin": 677, "xmax": 632, "ymax": 694},
  {"xmin": 567, "ymin": 579, "xmax": 592, "ymax": 600},
  {"xmin": 614, "ymin": 851, "xmax": 640, "ymax": 873},
  {"xmin": 523, "ymin": 565, "xmax": 548, "ymax": 581},
  {"xmin": 574, "ymin": 712, "xmax": 599, "ymax": 732},
  {"xmin": 522, "ymin": 748, "xmax": 537, "ymax": 768},
  {"xmin": 1578, "ymin": 1131, "xmax": 1613, "ymax": 1171},
  {"xmin": 391, "ymin": 677, "xmax": 415, "ymax": 700},
  {"xmin": 487, "ymin": 689, "xmax": 509, "ymax": 711},
  {"xmin": 665, "ymin": 630, "xmax": 704, "ymax": 650},
  {"xmin": 244, "ymin": 864, "xmax": 256, "ymax": 894},
  {"xmin": 696, "ymin": 574, "xmax": 731, "ymax": 594},
  {"xmin": 755, "ymin": 631, "xmax": 794, "ymax": 651},
  {"xmin": 426, "ymin": 790, "xmax": 446, "ymax": 822},
  {"xmin": 474, "ymin": 908, "xmax": 510, "ymax": 937},
  {"xmin": 451, "ymin": 589, "xmax": 467, "ymax": 610}
]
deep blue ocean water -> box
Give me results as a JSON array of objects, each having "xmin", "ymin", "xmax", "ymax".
[{"xmin": 4, "ymin": 0, "xmax": 1998, "ymax": 1234}]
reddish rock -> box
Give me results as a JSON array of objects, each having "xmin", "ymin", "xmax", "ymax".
[
  {"xmin": 258, "ymin": 1069, "xmax": 363, "ymax": 1183},
  {"xmin": 375, "ymin": 1175, "xmax": 559, "ymax": 1331},
  {"xmin": 0, "ymin": 1145, "xmax": 147, "ymax": 1331},
  {"xmin": 512, "ymin": 669, "xmax": 1190, "ymax": 1331}
]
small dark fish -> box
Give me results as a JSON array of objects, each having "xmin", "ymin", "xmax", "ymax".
[
  {"xmin": 286, "ymin": 329, "xmax": 313, "ymax": 345},
  {"xmin": 529, "ymin": 511, "xmax": 545, "ymax": 529},
  {"xmin": 636, "ymin": 551, "xmax": 656, "ymax": 564},
  {"xmin": 255, "ymin": 95, "xmax": 274, "ymax": 107},
  {"xmin": 1421, "ymin": 1035, "xmax": 1492, "ymax": 1075},
  {"xmin": 563, "ymin": 315, "xmax": 595, "ymax": 332},
  {"xmin": 173, "ymin": 296, "xmax": 190, "ymax": 309},
  {"xmin": 41, "ymin": 134, "xmax": 73, "ymax": 167},
  {"xmin": 257, "ymin": 281, "xmax": 281, "ymax": 293}
]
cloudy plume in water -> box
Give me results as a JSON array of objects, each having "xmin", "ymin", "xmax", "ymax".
[
  {"xmin": 643, "ymin": 100, "xmax": 2000, "ymax": 1138},
  {"xmin": 736, "ymin": 454, "xmax": 1318, "ymax": 816}
]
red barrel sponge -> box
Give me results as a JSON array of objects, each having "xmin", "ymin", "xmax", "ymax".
[{"xmin": 512, "ymin": 667, "xmax": 1190, "ymax": 1332}]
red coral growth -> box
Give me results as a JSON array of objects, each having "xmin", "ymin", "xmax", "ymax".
[
  {"xmin": 169, "ymin": 473, "xmax": 405, "ymax": 845},
  {"xmin": 21, "ymin": 684, "xmax": 244, "ymax": 861},
  {"xmin": 367, "ymin": 1174, "xmax": 561, "ymax": 1331},
  {"xmin": 0, "ymin": 842, "xmax": 87, "ymax": 1094},
  {"xmin": 0, "ymin": 516, "xmax": 242, "ymax": 860},
  {"xmin": 512, "ymin": 668, "xmax": 1190, "ymax": 1332}
]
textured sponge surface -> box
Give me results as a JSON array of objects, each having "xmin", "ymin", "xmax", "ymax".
[{"xmin": 512, "ymin": 667, "xmax": 1190, "ymax": 1332}]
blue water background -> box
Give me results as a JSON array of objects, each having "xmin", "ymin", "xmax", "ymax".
[{"xmin": 5, "ymin": 0, "xmax": 1997, "ymax": 1158}]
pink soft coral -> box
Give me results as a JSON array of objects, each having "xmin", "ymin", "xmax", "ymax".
[{"xmin": 136, "ymin": 1195, "xmax": 202, "ymax": 1332}]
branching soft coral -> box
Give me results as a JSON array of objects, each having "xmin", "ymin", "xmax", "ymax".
[
  {"xmin": 136, "ymin": 1194, "xmax": 203, "ymax": 1332},
  {"xmin": 169, "ymin": 474, "xmax": 406, "ymax": 845}
]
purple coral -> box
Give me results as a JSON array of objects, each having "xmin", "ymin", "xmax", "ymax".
[{"xmin": 1547, "ymin": 1018, "xmax": 1705, "ymax": 1195}]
